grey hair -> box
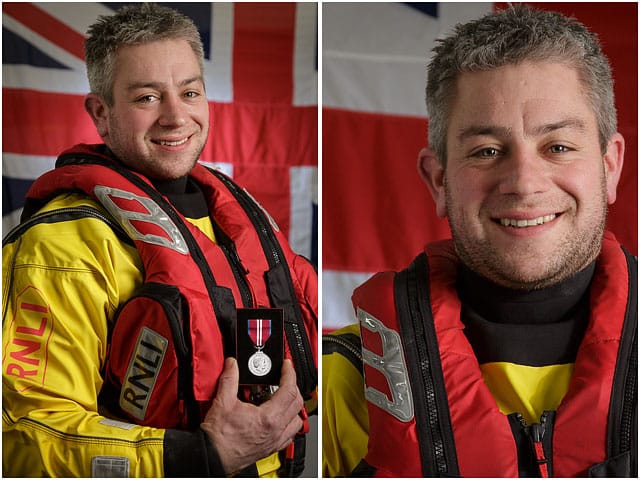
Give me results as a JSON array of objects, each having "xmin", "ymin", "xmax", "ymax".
[
  {"xmin": 426, "ymin": 4, "xmax": 616, "ymax": 163},
  {"xmin": 85, "ymin": 3, "xmax": 204, "ymax": 105}
]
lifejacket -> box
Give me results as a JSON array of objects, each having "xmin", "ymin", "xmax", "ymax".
[
  {"xmin": 352, "ymin": 233, "xmax": 636, "ymax": 477},
  {"xmin": 22, "ymin": 144, "xmax": 318, "ymax": 437}
]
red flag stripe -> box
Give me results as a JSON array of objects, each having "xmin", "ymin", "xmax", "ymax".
[
  {"xmin": 4, "ymin": 89, "xmax": 317, "ymax": 167},
  {"xmin": 3, "ymin": 3, "xmax": 86, "ymax": 61},
  {"xmin": 322, "ymin": 107, "xmax": 450, "ymax": 272},
  {"xmin": 3, "ymin": 89, "xmax": 99, "ymax": 156},
  {"xmin": 205, "ymin": 102, "xmax": 317, "ymax": 167},
  {"xmin": 232, "ymin": 3, "xmax": 296, "ymax": 104}
]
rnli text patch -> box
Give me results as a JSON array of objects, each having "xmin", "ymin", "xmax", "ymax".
[{"xmin": 119, "ymin": 327, "xmax": 168, "ymax": 421}]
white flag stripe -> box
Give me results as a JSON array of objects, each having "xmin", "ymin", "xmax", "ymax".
[
  {"xmin": 207, "ymin": 2, "xmax": 234, "ymax": 102},
  {"xmin": 3, "ymin": 14, "xmax": 86, "ymax": 72},
  {"xmin": 3, "ymin": 211, "xmax": 23, "ymax": 236},
  {"xmin": 290, "ymin": 166, "xmax": 317, "ymax": 257},
  {"xmin": 3, "ymin": 154, "xmax": 56, "ymax": 180},
  {"xmin": 322, "ymin": 270, "xmax": 375, "ymax": 331},
  {"xmin": 293, "ymin": 2, "xmax": 318, "ymax": 106},
  {"xmin": 34, "ymin": 2, "xmax": 113, "ymax": 37},
  {"xmin": 198, "ymin": 161, "xmax": 234, "ymax": 179},
  {"xmin": 322, "ymin": 2, "xmax": 493, "ymax": 116},
  {"xmin": 3, "ymin": 64, "xmax": 88, "ymax": 94}
]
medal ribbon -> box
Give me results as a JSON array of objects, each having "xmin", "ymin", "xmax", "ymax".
[{"xmin": 248, "ymin": 318, "xmax": 272, "ymax": 349}]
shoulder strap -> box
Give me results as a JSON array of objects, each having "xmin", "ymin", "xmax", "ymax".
[
  {"xmin": 208, "ymin": 168, "xmax": 317, "ymax": 398},
  {"xmin": 606, "ymin": 248, "xmax": 637, "ymax": 473},
  {"xmin": 56, "ymin": 151, "xmax": 238, "ymax": 352},
  {"xmin": 393, "ymin": 252, "xmax": 460, "ymax": 477}
]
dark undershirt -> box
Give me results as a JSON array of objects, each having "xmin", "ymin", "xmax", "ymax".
[
  {"xmin": 152, "ymin": 175, "xmax": 209, "ymax": 219},
  {"xmin": 456, "ymin": 262, "xmax": 595, "ymax": 366}
]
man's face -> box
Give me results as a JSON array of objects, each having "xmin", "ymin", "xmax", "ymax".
[
  {"xmin": 87, "ymin": 39, "xmax": 209, "ymax": 180},
  {"xmin": 421, "ymin": 61, "xmax": 623, "ymax": 289}
]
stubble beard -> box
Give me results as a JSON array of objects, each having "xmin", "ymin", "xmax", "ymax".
[{"xmin": 445, "ymin": 177, "xmax": 608, "ymax": 291}]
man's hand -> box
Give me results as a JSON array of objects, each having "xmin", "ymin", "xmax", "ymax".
[{"xmin": 200, "ymin": 357, "xmax": 304, "ymax": 474}]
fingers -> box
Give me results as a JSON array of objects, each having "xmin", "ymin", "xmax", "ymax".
[
  {"xmin": 215, "ymin": 357, "xmax": 239, "ymax": 406},
  {"xmin": 275, "ymin": 407, "xmax": 304, "ymax": 452},
  {"xmin": 265, "ymin": 360, "xmax": 303, "ymax": 419},
  {"xmin": 279, "ymin": 358, "xmax": 297, "ymax": 387}
]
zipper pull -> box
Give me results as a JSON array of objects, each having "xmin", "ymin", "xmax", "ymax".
[{"xmin": 516, "ymin": 412, "xmax": 550, "ymax": 478}]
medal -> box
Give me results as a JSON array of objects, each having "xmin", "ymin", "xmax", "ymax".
[{"xmin": 247, "ymin": 318, "xmax": 272, "ymax": 376}]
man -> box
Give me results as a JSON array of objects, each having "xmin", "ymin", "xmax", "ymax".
[
  {"xmin": 323, "ymin": 5, "xmax": 636, "ymax": 477},
  {"xmin": 3, "ymin": 4, "xmax": 317, "ymax": 477}
]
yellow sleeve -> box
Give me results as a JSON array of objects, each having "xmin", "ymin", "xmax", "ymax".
[
  {"xmin": 322, "ymin": 324, "xmax": 369, "ymax": 477},
  {"xmin": 2, "ymin": 194, "xmax": 167, "ymax": 477}
]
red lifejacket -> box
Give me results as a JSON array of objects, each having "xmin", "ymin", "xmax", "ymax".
[
  {"xmin": 23, "ymin": 144, "xmax": 318, "ymax": 430},
  {"xmin": 352, "ymin": 232, "xmax": 636, "ymax": 477}
]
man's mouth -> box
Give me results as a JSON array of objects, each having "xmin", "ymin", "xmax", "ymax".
[
  {"xmin": 152, "ymin": 137, "xmax": 189, "ymax": 146},
  {"xmin": 498, "ymin": 214, "xmax": 557, "ymax": 228}
]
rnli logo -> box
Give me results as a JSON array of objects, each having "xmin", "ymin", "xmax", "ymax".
[
  {"xmin": 4, "ymin": 286, "xmax": 54, "ymax": 393},
  {"xmin": 119, "ymin": 327, "xmax": 168, "ymax": 421}
]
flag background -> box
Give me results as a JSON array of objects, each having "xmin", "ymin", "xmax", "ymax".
[
  {"xmin": 322, "ymin": 2, "xmax": 638, "ymax": 332},
  {"xmin": 3, "ymin": 1, "xmax": 318, "ymax": 267},
  {"xmin": 3, "ymin": 2, "xmax": 317, "ymax": 475}
]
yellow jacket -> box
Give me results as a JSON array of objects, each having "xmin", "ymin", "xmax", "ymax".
[{"xmin": 3, "ymin": 192, "xmax": 280, "ymax": 477}]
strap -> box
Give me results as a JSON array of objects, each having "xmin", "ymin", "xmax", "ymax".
[
  {"xmin": 56, "ymin": 152, "xmax": 235, "ymax": 349},
  {"xmin": 606, "ymin": 249, "xmax": 637, "ymax": 474},
  {"xmin": 394, "ymin": 253, "xmax": 460, "ymax": 477},
  {"xmin": 209, "ymin": 168, "xmax": 317, "ymax": 399}
]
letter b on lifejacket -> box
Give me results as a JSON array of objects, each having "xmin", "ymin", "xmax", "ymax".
[{"xmin": 358, "ymin": 308, "xmax": 414, "ymax": 422}]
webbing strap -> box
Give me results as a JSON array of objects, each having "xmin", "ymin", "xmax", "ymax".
[{"xmin": 606, "ymin": 249, "xmax": 637, "ymax": 472}]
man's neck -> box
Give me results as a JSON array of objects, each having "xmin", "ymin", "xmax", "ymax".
[{"xmin": 457, "ymin": 262, "xmax": 596, "ymax": 325}]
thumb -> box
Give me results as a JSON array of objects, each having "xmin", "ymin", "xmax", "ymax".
[{"xmin": 215, "ymin": 357, "xmax": 239, "ymax": 405}]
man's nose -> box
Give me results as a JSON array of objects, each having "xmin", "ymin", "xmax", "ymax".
[
  {"xmin": 158, "ymin": 94, "xmax": 187, "ymax": 127},
  {"xmin": 497, "ymin": 147, "xmax": 549, "ymax": 195}
]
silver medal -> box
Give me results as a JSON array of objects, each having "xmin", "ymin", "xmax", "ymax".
[{"xmin": 248, "ymin": 350, "xmax": 272, "ymax": 377}]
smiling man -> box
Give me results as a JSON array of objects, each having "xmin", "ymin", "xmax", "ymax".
[
  {"xmin": 323, "ymin": 5, "xmax": 636, "ymax": 478},
  {"xmin": 3, "ymin": 4, "xmax": 317, "ymax": 477}
]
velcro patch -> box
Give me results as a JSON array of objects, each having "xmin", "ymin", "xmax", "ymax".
[{"xmin": 91, "ymin": 456, "xmax": 130, "ymax": 477}]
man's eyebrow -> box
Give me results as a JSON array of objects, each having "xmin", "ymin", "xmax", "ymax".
[
  {"xmin": 126, "ymin": 76, "xmax": 204, "ymax": 91},
  {"xmin": 530, "ymin": 118, "xmax": 587, "ymax": 136},
  {"xmin": 456, "ymin": 118, "xmax": 588, "ymax": 143},
  {"xmin": 456, "ymin": 125, "xmax": 512, "ymax": 143}
]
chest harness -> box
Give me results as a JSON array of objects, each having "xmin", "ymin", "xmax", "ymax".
[
  {"xmin": 21, "ymin": 144, "xmax": 317, "ymax": 475},
  {"xmin": 351, "ymin": 233, "xmax": 636, "ymax": 477}
]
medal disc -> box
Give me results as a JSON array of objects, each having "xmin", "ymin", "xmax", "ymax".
[{"xmin": 248, "ymin": 351, "xmax": 272, "ymax": 377}]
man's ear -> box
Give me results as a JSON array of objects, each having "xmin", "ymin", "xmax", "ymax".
[
  {"xmin": 417, "ymin": 147, "xmax": 447, "ymax": 218},
  {"xmin": 84, "ymin": 93, "xmax": 110, "ymax": 138},
  {"xmin": 603, "ymin": 132, "xmax": 625, "ymax": 204}
]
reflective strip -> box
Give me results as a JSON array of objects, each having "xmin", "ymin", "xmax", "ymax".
[
  {"xmin": 94, "ymin": 185, "xmax": 188, "ymax": 254},
  {"xmin": 119, "ymin": 327, "xmax": 168, "ymax": 421},
  {"xmin": 359, "ymin": 307, "xmax": 414, "ymax": 422}
]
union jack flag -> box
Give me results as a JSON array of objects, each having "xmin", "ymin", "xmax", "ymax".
[
  {"xmin": 3, "ymin": 2, "xmax": 318, "ymax": 266},
  {"xmin": 322, "ymin": 2, "xmax": 637, "ymax": 331}
]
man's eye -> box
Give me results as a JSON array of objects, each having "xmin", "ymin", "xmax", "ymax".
[
  {"xmin": 137, "ymin": 95, "xmax": 157, "ymax": 103},
  {"xmin": 473, "ymin": 147, "xmax": 500, "ymax": 158},
  {"xmin": 184, "ymin": 91, "xmax": 199, "ymax": 99},
  {"xmin": 549, "ymin": 144, "xmax": 570, "ymax": 153}
]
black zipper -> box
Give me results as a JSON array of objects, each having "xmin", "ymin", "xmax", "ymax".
[
  {"xmin": 211, "ymin": 169, "xmax": 317, "ymax": 395},
  {"xmin": 3, "ymin": 206, "xmax": 129, "ymax": 246},
  {"xmin": 323, "ymin": 334, "xmax": 363, "ymax": 361},
  {"xmin": 219, "ymin": 242, "xmax": 253, "ymax": 308},
  {"xmin": 394, "ymin": 253, "xmax": 459, "ymax": 476},
  {"xmin": 323, "ymin": 334, "xmax": 364, "ymax": 375}
]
